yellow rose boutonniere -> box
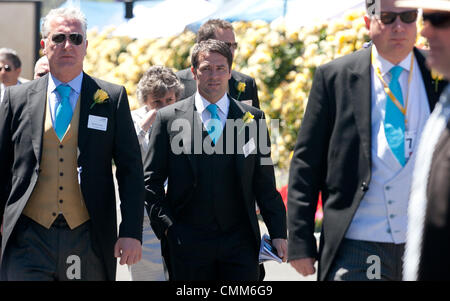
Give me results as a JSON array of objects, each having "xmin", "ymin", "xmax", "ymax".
[
  {"xmin": 238, "ymin": 111, "xmax": 254, "ymax": 134},
  {"xmin": 91, "ymin": 89, "xmax": 109, "ymax": 109},
  {"xmin": 431, "ymin": 69, "xmax": 443, "ymax": 93},
  {"xmin": 236, "ymin": 81, "xmax": 246, "ymax": 100}
]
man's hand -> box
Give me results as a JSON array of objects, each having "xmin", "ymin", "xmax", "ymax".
[
  {"xmin": 290, "ymin": 257, "xmax": 316, "ymax": 276},
  {"xmin": 272, "ymin": 238, "xmax": 288, "ymax": 262},
  {"xmin": 114, "ymin": 237, "xmax": 142, "ymax": 265}
]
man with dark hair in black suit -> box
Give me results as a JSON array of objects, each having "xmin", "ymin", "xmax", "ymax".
[
  {"xmin": 176, "ymin": 19, "xmax": 260, "ymax": 108},
  {"xmin": 145, "ymin": 39, "xmax": 286, "ymax": 280}
]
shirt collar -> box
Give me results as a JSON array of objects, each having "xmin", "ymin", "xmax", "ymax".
[
  {"xmin": 373, "ymin": 45, "xmax": 413, "ymax": 77},
  {"xmin": 195, "ymin": 92, "xmax": 230, "ymax": 116},
  {"xmin": 48, "ymin": 71, "xmax": 84, "ymax": 94}
]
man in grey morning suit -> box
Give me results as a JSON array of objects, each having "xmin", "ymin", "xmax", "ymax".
[{"xmin": 0, "ymin": 7, "xmax": 144, "ymax": 280}]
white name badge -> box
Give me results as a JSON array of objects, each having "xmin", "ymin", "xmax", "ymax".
[
  {"xmin": 405, "ymin": 130, "xmax": 416, "ymax": 160},
  {"xmin": 243, "ymin": 137, "xmax": 256, "ymax": 158},
  {"xmin": 88, "ymin": 115, "xmax": 108, "ymax": 131}
]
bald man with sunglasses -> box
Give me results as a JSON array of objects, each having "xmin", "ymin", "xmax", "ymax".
[
  {"xmin": 395, "ymin": 0, "xmax": 450, "ymax": 281},
  {"xmin": 287, "ymin": 0, "xmax": 447, "ymax": 281},
  {"xmin": 0, "ymin": 7, "xmax": 144, "ymax": 281}
]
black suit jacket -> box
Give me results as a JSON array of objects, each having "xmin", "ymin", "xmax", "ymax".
[
  {"xmin": 287, "ymin": 46, "xmax": 447, "ymax": 281},
  {"xmin": 144, "ymin": 95, "xmax": 285, "ymax": 251},
  {"xmin": 0, "ymin": 73, "xmax": 145, "ymax": 281},
  {"xmin": 176, "ymin": 68, "xmax": 260, "ymax": 108}
]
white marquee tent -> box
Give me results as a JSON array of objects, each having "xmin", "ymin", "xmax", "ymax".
[{"xmin": 60, "ymin": 0, "xmax": 366, "ymax": 38}]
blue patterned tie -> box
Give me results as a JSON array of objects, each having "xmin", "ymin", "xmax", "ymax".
[
  {"xmin": 384, "ymin": 66, "xmax": 405, "ymax": 166},
  {"xmin": 54, "ymin": 84, "xmax": 73, "ymax": 140},
  {"xmin": 206, "ymin": 104, "xmax": 222, "ymax": 144}
]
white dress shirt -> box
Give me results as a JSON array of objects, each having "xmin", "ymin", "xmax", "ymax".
[
  {"xmin": 0, "ymin": 83, "xmax": 5, "ymax": 103},
  {"xmin": 194, "ymin": 91, "xmax": 229, "ymax": 130},
  {"xmin": 131, "ymin": 105, "xmax": 152, "ymax": 160},
  {"xmin": 345, "ymin": 46, "xmax": 430, "ymax": 243}
]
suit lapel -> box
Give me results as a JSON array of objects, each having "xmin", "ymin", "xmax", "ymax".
[
  {"xmin": 228, "ymin": 73, "xmax": 237, "ymax": 97},
  {"xmin": 227, "ymin": 97, "xmax": 248, "ymax": 187},
  {"xmin": 350, "ymin": 47, "xmax": 372, "ymax": 163},
  {"xmin": 77, "ymin": 73, "xmax": 97, "ymax": 161},
  {"xmin": 28, "ymin": 76, "xmax": 49, "ymax": 163},
  {"xmin": 414, "ymin": 47, "xmax": 440, "ymax": 111},
  {"xmin": 174, "ymin": 96, "xmax": 199, "ymax": 178},
  {"xmin": 347, "ymin": 47, "xmax": 440, "ymax": 168}
]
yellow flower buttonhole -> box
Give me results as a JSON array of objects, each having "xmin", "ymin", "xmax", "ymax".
[{"xmin": 91, "ymin": 89, "xmax": 109, "ymax": 109}]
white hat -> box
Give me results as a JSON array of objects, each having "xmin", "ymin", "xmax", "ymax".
[{"xmin": 395, "ymin": 0, "xmax": 450, "ymax": 11}]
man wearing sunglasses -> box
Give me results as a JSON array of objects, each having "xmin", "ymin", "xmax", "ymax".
[
  {"xmin": 0, "ymin": 48, "xmax": 23, "ymax": 103},
  {"xmin": 288, "ymin": 0, "xmax": 447, "ymax": 281},
  {"xmin": 395, "ymin": 0, "xmax": 450, "ymax": 281},
  {"xmin": 176, "ymin": 19, "xmax": 260, "ymax": 108},
  {"xmin": 0, "ymin": 7, "xmax": 144, "ymax": 281}
]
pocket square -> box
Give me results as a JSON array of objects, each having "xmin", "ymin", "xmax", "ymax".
[
  {"xmin": 241, "ymin": 100, "xmax": 252, "ymax": 106},
  {"xmin": 243, "ymin": 137, "xmax": 256, "ymax": 158}
]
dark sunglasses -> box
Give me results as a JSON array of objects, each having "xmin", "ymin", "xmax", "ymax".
[
  {"xmin": 51, "ymin": 33, "xmax": 84, "ymax": 45},
  {"xmin": 0, "ymin": 64, "xmax": 12, "ymax": 72},
  {"xmin": 379, "ymin": 10, "xmax": 418, "ymax": 25},
  {"xmin": 36, "ymin": 72, "xmax": 48, "ymax": 78},
  {"xmin": 225, "ymin": 42, "xmax": 238, "ymax": 49},
  {"xmin": 423, "ymin": 12, "xmax": 450, "ymax": 28}
]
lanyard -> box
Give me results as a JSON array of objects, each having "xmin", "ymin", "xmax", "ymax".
[{"xmin": 371, "ymin": 49, "xmax": 414, "ymax": 125}]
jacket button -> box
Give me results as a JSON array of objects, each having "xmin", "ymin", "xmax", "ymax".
[{"xmin": 361, "ymin": 182, "xmax": 369, "ymax": 191}]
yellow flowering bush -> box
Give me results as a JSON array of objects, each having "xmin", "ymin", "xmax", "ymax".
[
  {"xmin": 233, "ymin": 9, "xmax": 370, "ymax": 170},
  {"xmin": 84, "ymin": 27, "xmax": 196, "ymax": 109},
  {"xmin": 84, "ymin": 9, "xmax": 426, "ymax": 173}
]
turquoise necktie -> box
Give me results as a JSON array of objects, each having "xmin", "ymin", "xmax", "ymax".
[
  {"xmin": 384, "ymin": 66, "xmax": 405, "ymax": 166},
  {"xmin": 206, "ymin": 104, "xmax": 222, "ymax": 144},
  {"xmin": 54, "ymin": 84, "xmax": 73, "ymax": 140}
]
